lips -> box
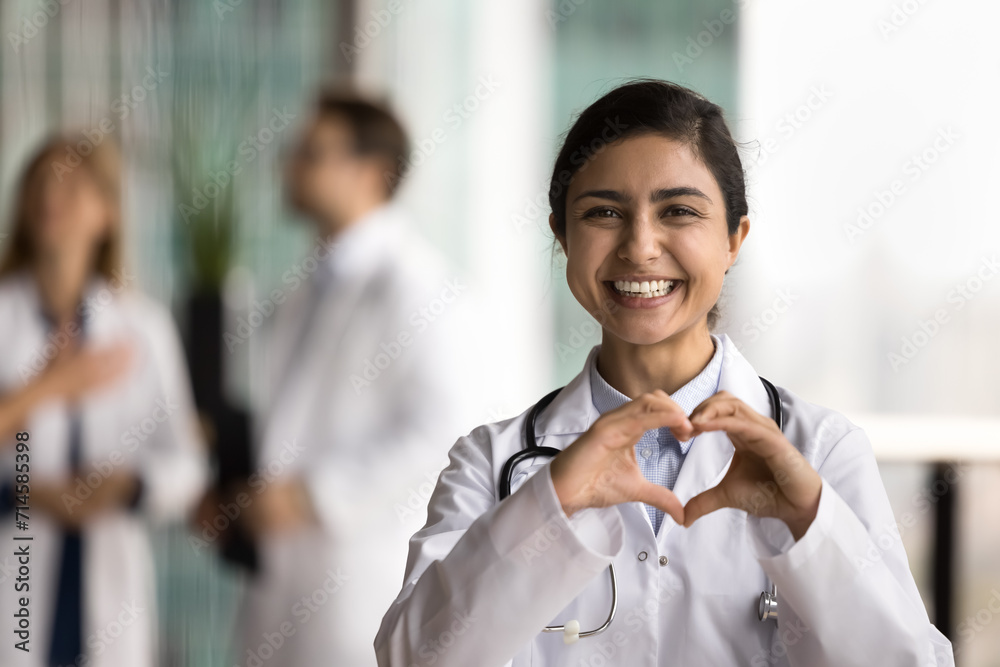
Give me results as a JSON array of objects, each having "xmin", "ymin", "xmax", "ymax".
[
  {"xmin": 609, "ymin": 279, "xmax": 680, "ymax": 298},
  {"xmin": 602, "ymin": 278, "xmax": 684, "ymax": 310}
]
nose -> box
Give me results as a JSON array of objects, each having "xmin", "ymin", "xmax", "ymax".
[{"xmin": 617, "ymin": 211, "xmax": 662, "ymax": 265}]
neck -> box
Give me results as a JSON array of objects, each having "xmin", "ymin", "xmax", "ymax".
[
  {"xmin": 596, "ymin": 323, "xmax": 716, "ymax": 398},
  {"xmin": 318, "ymin": 196, "xmax": 385, "ymax": 239},
  {"xmin": 33, "ymin": 248, "xmax": 94, "ymax": 326}
]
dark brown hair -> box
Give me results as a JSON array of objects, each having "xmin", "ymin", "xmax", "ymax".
[{"xmin": 314, "ymin": 89, "xmax": 410, "ymax": 198}]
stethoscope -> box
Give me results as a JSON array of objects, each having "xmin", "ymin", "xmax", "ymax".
[{"xmin": 499, "ymin": 375, "xmax": 784, "ymax": 644}]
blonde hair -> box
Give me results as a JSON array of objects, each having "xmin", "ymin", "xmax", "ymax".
[{"xmin": 0, "ymin": 133, "xmax": 125, "ymax": 280}]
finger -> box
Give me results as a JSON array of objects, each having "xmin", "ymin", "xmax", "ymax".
[
  {"xmin": 105, "ymin": 346, "xmax": 133, "ymax": 375},
  {"xmin": 688, "ymin": 393, "xmax": 744, "ymax": 425},
  {"xmin": 635, "ymin": 482, "xmax": 685, "ymax": 526},
  {"xmin": 688, "ymin": 414, "xmax": 783, "ymax": 458},
  {"xmin": 610, "ymin": 390, "xmax": 685, "ymax": 421},
  {"xmin": 682, "ymin": 485, "xmax": 730, "ymax": 528},
  {"xmin": 604, "ymin": 394, "xmax": 693, "ymax": 444}
]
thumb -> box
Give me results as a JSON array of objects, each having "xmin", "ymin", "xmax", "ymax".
[
  {"xmin": 683, "ymin": 485, "xmax": 729, "ymax": 528},
  {"xmin": 635, "ymin": 482, "xmax": 684, "ymax": 527}
]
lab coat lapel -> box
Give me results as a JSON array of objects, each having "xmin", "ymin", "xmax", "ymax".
[
  {"xmin": 263, "ymin": 270, "xmax": 375, "ymax": 451},
  {"xmin": 531, "ymin": 346, "xmax": 601, "ymax": 444},
  {"xmin": 665, "ymin": 334, "xmax": 775, "ymax": 529}
]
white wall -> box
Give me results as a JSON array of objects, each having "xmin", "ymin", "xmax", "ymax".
[{"xmin": 735, "ymin": 0, "xmax": 1000, "ymax": 418}]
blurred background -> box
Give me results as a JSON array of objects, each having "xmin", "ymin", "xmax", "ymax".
[{"xmin": 0, "ymin": 0, "xmax": 997, "ymax": 665}]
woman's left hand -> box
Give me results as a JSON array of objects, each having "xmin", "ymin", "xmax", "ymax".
[{"xmin": 682, "ymin": 390, "xmax": 822, "ymax": 541}]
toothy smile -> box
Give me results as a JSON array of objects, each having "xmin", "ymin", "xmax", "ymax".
[{"xmin": 610, "ymin": 279, "xmax": 681, "ymax": 298}]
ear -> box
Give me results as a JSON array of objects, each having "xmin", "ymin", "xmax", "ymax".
[
  {"xmin": 549, "ymin": 212, "xmax": 568, "ymax": 254},
  {"xmin": 726, "ymin": 215, "xmax": 750, "ymax": 271}
]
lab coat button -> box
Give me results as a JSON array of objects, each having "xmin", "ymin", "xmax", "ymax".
[
  {"xmin": 659, "ymin": 555, "xmax": 668, "ymax": 566},
  {"xmin": 638, "ymin": 551, "xmax": 648, "ymax": 561}
]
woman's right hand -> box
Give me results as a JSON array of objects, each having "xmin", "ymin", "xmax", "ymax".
[
  {"xmin": 39, "ymin": 341, "xmax": 133, "ymax": 402},
  {"xmin": 0, "ymin": 341, "xmax": 134, "ymax": 441},
  {"xmin": 548, "ymin": 391, "xmax": 693, "ymax": 523}
]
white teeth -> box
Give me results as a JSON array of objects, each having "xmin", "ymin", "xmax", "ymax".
[{"xmin": 612, "ymin": 279, "xmax": 679, "ymax": 298}]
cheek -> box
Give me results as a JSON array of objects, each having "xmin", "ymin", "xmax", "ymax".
[
  {"xmin": 563, "ymin": 233, "xmax": 607, "ymax": 292},
  {"xmin": 76, "ymin": 196, "xmax": 110, "ymax": 237},
  {"xmin": 676, "ymin": 236, "xmax": 728, "ymax": 286},
  {"xmin": 301, "ymin": 170, "xmax": 332, "ymax": 203},
  {"xmin": 321, "ymin": 165, "xmax": 353, "ymax": 194}
]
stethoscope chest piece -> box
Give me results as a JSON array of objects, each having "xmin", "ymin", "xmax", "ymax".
[{"xmin": 758, "ymin": 583, "xmax": 779, "ymax": 622}]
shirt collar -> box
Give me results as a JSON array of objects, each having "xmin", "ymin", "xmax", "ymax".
[
  {"xmin": 589, "ymin": 333, "xmax": 725, "ymax": 453},
  {"xmin": 313, "ymin": 201, "xmax": 403, "ymax": 291},
  {"xmin": 30, "ymin": 273, "xmax": 110, "ymax": 334}
]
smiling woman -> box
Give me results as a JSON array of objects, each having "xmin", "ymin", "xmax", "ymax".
[
  {"xmin": 548, "ymin": 79, "xmax": 748, "ymax": 335},
  {"xmin": 374, "ymin": 79, "xmax": 955, "ymax": 667}
]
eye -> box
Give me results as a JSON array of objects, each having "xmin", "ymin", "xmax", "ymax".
[
  {"xmin": 582, "ymin": 206, "xmax": 621, "ymax": 219},
  {"xmin": 663, "ymin": 205, "xmax": 700, "ymax": 217}
]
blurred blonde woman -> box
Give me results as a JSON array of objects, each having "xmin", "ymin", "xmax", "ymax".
[{"xmin": 0, "ymin": 134, "xmax": 208, "ymax": 667}]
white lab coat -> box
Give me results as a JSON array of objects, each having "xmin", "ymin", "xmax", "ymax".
[
  {"xmin": 242, "ymin": 202, "xmax": 480, "ymax": 666},
  {"xmin": 375, "ymin": 333, "xmax": 956, "ymax": 666},
  {"xmin": 0, "ymin": 271, "xmax": 208, "ymax": 667}
]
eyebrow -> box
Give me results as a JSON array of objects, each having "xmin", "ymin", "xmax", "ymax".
[{"xmin": 572, "ymin": 186, "xmax": 713, "ymax": 204}]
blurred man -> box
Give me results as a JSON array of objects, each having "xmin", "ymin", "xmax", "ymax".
[{"xmin": 236, "ymin": 91, "xmax": 478, "ymax": 666}]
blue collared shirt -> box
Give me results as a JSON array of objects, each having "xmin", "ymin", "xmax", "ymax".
[{"xmin": 589, "ymin": 333, "xmax": 725, "ymax": 534}]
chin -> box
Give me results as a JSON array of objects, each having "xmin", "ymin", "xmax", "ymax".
[{"xmin": 603, "ymin": 318, "xmax": 686, "ymax": 347}]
